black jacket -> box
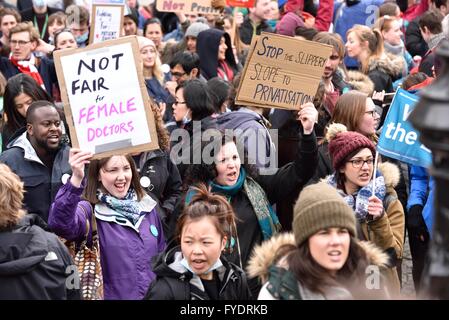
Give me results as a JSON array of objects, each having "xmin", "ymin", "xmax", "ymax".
[
  {"xmin": 239, "ymin": 16, "xmax": 273, "ymax": 45},
  {"xmin": 145, "ymin": 247, "xmax": 251, "ymax": 300},
  {"xmin": 405, "ymin": 18, "xmax": 429, "ymax": 58},
  {"xmin": 139, "ymin": 149, "xmax": 182, "ymax": 241},
  {"xmin": 0, "ymin": 130, "xmax": 71, "ymax": 222},
  {"xmin": 0, "ymin": 214, "xmax": 81, "ymax": 300},
  {"xmin": 0, "ymin": 56, "xmax": 58, "ymax": 95}
]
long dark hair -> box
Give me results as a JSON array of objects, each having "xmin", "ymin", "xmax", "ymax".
[
  {"xmin": 183, "ymin": 129, "xmax": 257, "ymax": 189},
  {"xmin": 183, "ymin": 79, "xmax": 215, "ymax": 121},
  {"xmin": 2, "ymin": 74, "xmax": 52, "ymax": 136},
  {"xmin": 279, "ymin": 235, "xmax": 371, "ymax": 296},
  {"xmin": 82, "ymin": 154, "xmax": 145, "ymax": 204}
]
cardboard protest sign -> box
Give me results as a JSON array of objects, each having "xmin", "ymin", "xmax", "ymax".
[
  {"xmin": 226, "ymin": 0, "xmax": 255, "ymax": 7},
  {"xmin": 156, "ymin": 0, "xmax": 221, "ymax": 15},
  {"xmin": 54, "ymin": 36, "xmax": 159, "ymax": 159},
  {"xmin": 378, "ymin": 88, "xmax": 432, "ymax": 168},
  {"xmin": 89, "ymin": 4, "xmax": 124, "ymax": 44},
  {"xmin": 236, "ymin": 32, "xmax": 332, "ymax": 110}
]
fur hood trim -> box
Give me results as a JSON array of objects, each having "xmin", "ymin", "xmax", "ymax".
[
  {"xmin": 347, "ymin": 71, "xmax": 375, "ymax": 95},
  {"xmin": 368, "ymin": 53, "xmax": 404, "ymax": 79},
  {"xmin": 377, "ymin": 162, "xmax": 400, "ymax": 188},
  {"xmin": 247, "ymin": 232, "xmax": 390, "ymax": 283}
]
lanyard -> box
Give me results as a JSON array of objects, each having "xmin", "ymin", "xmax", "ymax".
[{"xmin": 34, "ymin": 13, "xmax": 49, "ymax": 40}]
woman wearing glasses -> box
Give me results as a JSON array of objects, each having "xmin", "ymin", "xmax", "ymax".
[
  {"xmin": 313, "ymin": 90, "xmax": 379, "ymax": 181},
  {"xmin": 324, "ymin": 122, "xmax": 404, "ymax": 296}
]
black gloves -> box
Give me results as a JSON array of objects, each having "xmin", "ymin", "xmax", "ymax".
[{"xmin": 407, "ymin": 205, "xmax": 429, "ymax": 242}]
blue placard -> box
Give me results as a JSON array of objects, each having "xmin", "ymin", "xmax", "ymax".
[{"xmin": 377, "ymin": 88, "xmax": 432, "ymax": 168}]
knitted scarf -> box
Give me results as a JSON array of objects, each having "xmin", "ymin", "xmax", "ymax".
[
  {"xmin": 325, "ymin": 172, "xmax": 386, "ymax": 223},
  {"xmin": 97, "ymin": 189, "xmax": 145, "ymax": 226},
  {"xmin": 9, "ymin": 53, "xmax": 44, "ymax": 87},
  {"xmin": 209, "ymin": 168, "xmax": 281, "ymax": 240},
  {"xmin": 217, "ymin": 60, "xmax": 234, "ymax": 82}
]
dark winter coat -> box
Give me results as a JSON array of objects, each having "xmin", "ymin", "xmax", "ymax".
[
  {"xmin": 0, "ymin": 131, "xmax": 71, "ymax": 222},
  {"xmin": 0, "ymin": 56, "xmax": 58, "ymax": 95},
  {"xmin": 239, "ymin": 16, "xmax": 273, "ymax": 45},
  {"xmin": 145, "ymin": 246, "xmax": 251, "ymax": 300},
  {"xmin": 138, "ymin": 149, "xmax": 182, "ymax": 241},
  {"xmin": 405, "ymin": 18, "xmax": 429, "ymax": 58},
  {"xmin": 0, "ymin": 214, "xmax": 80, "ymax": 300}
]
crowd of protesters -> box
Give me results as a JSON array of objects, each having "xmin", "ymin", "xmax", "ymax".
[{"xmin": 0, "ymin": 0, "xmax": 447, "ymax": 300}]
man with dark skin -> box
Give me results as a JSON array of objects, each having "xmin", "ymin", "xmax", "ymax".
[{"xmin": 0, "ymin": 101, "xmax": 71, "ymax": 222}]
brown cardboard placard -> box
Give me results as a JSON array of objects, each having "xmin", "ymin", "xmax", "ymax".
[
  {"xmin": 54, "ymin": 36, "xmax": 159, "ymax": 159},
  {"xmin": 156, "ymin": 0, "xmax": 221, "ymax": 15},
  {"xmin": 236, "ymin": 32, "xmax": 332, "ymax": 110},
  {"xmin": 89, "ymin": 4, "xmax": 124, "ymax": 44}
]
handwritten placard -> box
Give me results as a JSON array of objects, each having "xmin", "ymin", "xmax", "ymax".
[
  {"xmin": 54, "ymin": 36, "xmax": 159, "ymax": 158},
  {"xmin": 236, "ymin": 32, "xmax": 332, "ymax": 110},
  {"xmin": 156, "ymin": 0, "xmax": 221, "ymax": 15},
  {"xmin": 89, "ymin": 4, "xmax": 124, "ymax": 44}
]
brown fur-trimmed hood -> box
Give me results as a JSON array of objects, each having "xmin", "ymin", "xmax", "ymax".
[
  {"xmin": 247, "ymin": 232, "xmax": 390, "ymax": 283},
  {"xmin": 347, "ymin": 71, "xmax": 375, "ymax": 95},
  {"xmin": 368, "ymin": 53, "xmax": 405, "ymax": 79}
]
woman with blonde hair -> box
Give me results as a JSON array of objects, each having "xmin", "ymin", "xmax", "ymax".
[
  {"xmin": 137, "ymin": 36, "xmax": 171, "ymax": 116},
  {"xmin": 345, "ymin": 24, "xmax": 404, "ymax": 93},
  {"xmin": 375, "ymin": 16, "xmax": 414, "ymax": 78},
  {"xmin": 0, "ymin": 163, "xmax": 80, "ymax": 299}
]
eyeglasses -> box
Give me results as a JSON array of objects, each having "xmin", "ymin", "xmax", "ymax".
[
  {"xmin": 365, "ymin": 110, "xmax": 377, "ymax": 117},
  {"xmin": 174, "ymin": 101, "xmax": 186, "ymax": 105},
  {"xmin": 171, "ymin": 71, "xmax": 186, "ymax": 79},
  {"xmin": 347, "ymin": 158, "xmax": 374, "ymax": 168},
  {"xmin": 10, "ymin": 40, "xmax": 31, "ymax": 47}
]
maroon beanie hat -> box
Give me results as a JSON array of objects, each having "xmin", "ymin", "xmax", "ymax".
[{"xmin": 326, "ymin": 123, "xmax": 376, "ymax": 170}]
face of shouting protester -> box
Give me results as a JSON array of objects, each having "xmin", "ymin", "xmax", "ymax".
[
  {"xmin": 181, "ymin": 216, "xmax": 226, "ymax": 280},
  {"xmin": 27, "ymin": 106, "xmax": 62, "ymax": 153},
  {"xmin": 214, "ymin": 142, "xmax": 241, "ymax": 187},
  {"xmin": 339, "ymin": 148, "xmax": 374, "ymax": 195},
  {"xmin": 308, "ymin": 227, "xmax": 350, "ymax": 275},
  {"xmin": 98, "ymin": 156, "xmax": 132, "ymax": 199}
]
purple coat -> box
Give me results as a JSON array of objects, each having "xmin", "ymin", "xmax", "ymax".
[{"xmin": 48, "ymin": 181, "xmax": 166, "ymax": 300}]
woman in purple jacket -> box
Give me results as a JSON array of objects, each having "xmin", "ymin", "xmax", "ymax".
[{"xmin": 48, "ymin": 149, "xmax": 166, "ymax": 300}]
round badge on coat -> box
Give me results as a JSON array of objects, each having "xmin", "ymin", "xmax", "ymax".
[
  {"xmin": 140, "ymin": 176, "xmax": 151, "ymax": 188},
  {"xmin": 150, "ymin": 224, "xmax": 159, "ymax": 237},
  {"xmin": 61, "ymin": 173, "xmax": 71, "ymax": 185}
]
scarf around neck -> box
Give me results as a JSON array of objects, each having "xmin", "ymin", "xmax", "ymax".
[
  {"xmin": 217, "ymin": 60, "xmax": 234, "ymax": 82},
  {"xmin": 326, "ymin": 172, "xmax": 386, "ymax": 222},
  {"xmin": 208, "ymin": 168, "xmax": 281, "ymax": 240},
  {"xmin": 9, "ymin": 53, "xmax": 44, "ymax": 87},
  {"xmin": 97, "ymin": 189, "xmax": 145, "ymax": 226}
]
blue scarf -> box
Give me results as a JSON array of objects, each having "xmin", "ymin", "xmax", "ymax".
[
  {"xmin": 208, "ymin": 168, "xmax": 281, "ymax": 240},
  {"xmin": 97, "ymin": 189, "xmax": 145, "ymax": 226},
  {"xmin": 326, "ymin": 172, "xmax": 386, "ymax": 222}
]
